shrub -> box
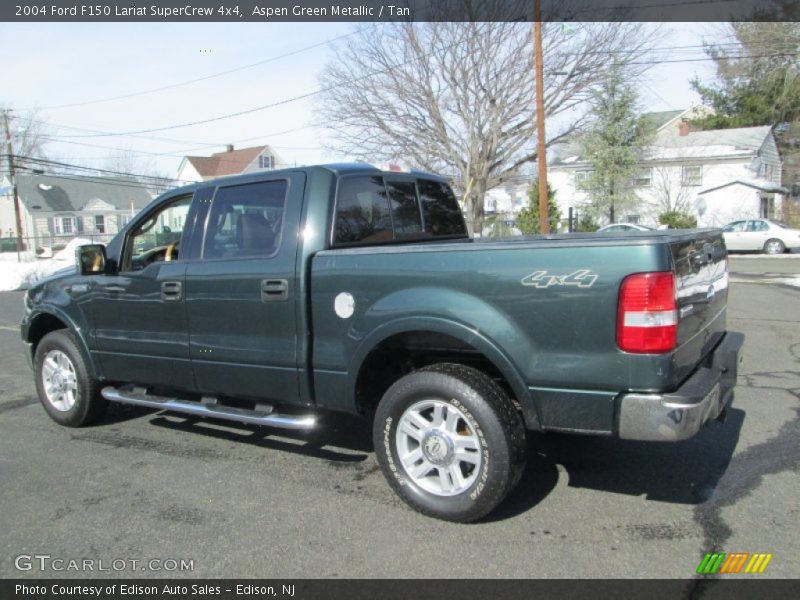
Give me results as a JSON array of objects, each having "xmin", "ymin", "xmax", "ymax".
[{"xmin": 659, "ymin": 211, "xmax": 697, "ymax": 229}]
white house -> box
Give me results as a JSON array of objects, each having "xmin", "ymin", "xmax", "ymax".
[
  {"xmin": 177, "ymin": 144, "xmax": 283, "ymax": 182},
  {"xmin": 484, "ymin": 185, "xmax": 529, "ymax": 217},
  {"xmin": 548, "ymin": 106, "xmax": 787, "ymax": 228}
]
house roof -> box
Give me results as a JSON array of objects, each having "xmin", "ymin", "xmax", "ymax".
[
  {"xmin": 14, "ymin": 174, "xmax": 153, "ymax": 213},
  {"xmin": 183, "ymin": 145, "xmax": 270, "ymax": 178},
  {"xmin": 640, "ymin": 109, "xmax": 683, "ymax": 131},
  {"xmin": 699, "ymin": 177, "xmax": 789, "ymax": 196},
  {"xmin": 653, "ymin": 125, "xmax": 772, "ymax": 150},
  {"xmin": 552, "ymin": 121, "xmax": 774, "ymax": 166}
]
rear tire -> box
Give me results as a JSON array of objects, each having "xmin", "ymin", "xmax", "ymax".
[
  {"xmin": 763, "ymin": 238, "xmax": 785, "ymax": 255},
  {"xmin": 34, "ymin": 330, "xmax": 107, "ymax": 427},
  {"xmin": 373, "ymin": 363, "xmax": 526, "ymax": 522}
]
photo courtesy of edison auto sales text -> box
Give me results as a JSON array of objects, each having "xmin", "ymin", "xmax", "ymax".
[{"xmin": 15, "ymin": 584, "xmax": 296, "ymax": 596}]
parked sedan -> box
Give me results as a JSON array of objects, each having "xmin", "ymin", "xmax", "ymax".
[
  {"xmin": 596, "ymin": 223, "xmax": 654, "ymax": 233},
  {"xmin": 722, "ymin": 219, "xmax": 800, "ymax": 254}
]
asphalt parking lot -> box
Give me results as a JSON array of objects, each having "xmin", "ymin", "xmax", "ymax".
[{"xmin": 0, "ymin": 255, "xmax": 798, "ymax": 579}]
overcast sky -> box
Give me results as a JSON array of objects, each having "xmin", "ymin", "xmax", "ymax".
[{"xmin": 1, "ymin": 21, "xmax": 723, "ymax": 180}]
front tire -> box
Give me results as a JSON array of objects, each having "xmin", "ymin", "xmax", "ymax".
[
  {"xmin": 373, "ymin": 363, "xmax": 526, "ymax": 522},
  {"xmin": 763, "ymin": 238, "xmax": 785, "ymax": 255},
  {"xmin": 34, "ymin": 330, "xmax": 107, "ymax": 427}
]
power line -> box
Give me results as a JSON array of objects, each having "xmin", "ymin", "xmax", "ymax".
[
  {"xmin": 16, "ymin": 155, "xmax": 181, "ymax": 183},
  {"xmin": 55, "ymin": 89, "xmax": 327, "ymax": 138},
  {"xmin": 12, "ymin": 113, "xmax": 218, "ymax": 146},
  {"xmin": 13, "ymin": 164, "xmax": 171, "ymax": 192},
  {"xmin": 29, "ymin": 28, "xmax": 365, "ymax": 111},
  {"xmin": 49, "ymin": 48, "xmax": 799, "ymax": 141},
  {"xmin": 51, "ymin": 31, "xmax": 539, "ymax": 140},
  {"xmin": 629, "ymin": 51, "xmax": 798, "ymax": 66},
  {"xmin": 31, "ymin": 122, "xmax": 323, "ymax": 168}
]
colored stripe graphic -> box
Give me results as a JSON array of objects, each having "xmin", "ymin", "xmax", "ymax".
[
  {"xmin": 698, "ymin": 552, "xmax": 773, "ymax": 575},
  {"xmin": 720, "ymin": 553, "xmax": 748, "ymax": 573},
  {"xmin": 697, "ymin": 553, "xmax": 726, "ymax": 574},
  {"xmin": 745, "ymin": 553, "xmax": 774, "ymax": 574}
]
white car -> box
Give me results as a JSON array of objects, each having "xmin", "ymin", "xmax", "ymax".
[
  {"xmin": 722, "ymin": 219, "xmax": 800, "ymax": 254},
  {"xmin": 596, "ymin": 223, "xmax": 653, "ymax": 233}
]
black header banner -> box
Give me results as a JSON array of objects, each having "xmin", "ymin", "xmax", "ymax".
[
  {"xmin": 2, "ymin": 0, "xmax": 796, "ymax": 23},
  {"xmin": 3, "ymin": 579, "xmax": 800, "ymax": 600}
]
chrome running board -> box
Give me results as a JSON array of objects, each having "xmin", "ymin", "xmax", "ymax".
[{"xmin": 101, "ymin": 386, "xmax": 315, "ymax": 430}]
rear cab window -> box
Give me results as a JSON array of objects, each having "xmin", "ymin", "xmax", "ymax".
[{"xmin": 332, "ymin": 174, "xmax": 467, "ymax": 246}]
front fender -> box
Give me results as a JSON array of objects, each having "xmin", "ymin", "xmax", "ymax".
[{"xmin": 24, "ymin": 305, "xmax": 97, "ymax": 379}]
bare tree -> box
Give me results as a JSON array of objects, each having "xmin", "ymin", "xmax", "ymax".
[
  {"xmin": 104, "ymin": 149, "xmax": 175, "ymax": 195},
  {"xmin": 648, "ymin": 166, "xmax": 695, "ymax": 219},
  {"xmin": 0, "ymin": 105, "xmax": 50, "ymax": 174},
  {"xmin": 317, "ymin": 20, "xmax": 656, "ymax": 233}
]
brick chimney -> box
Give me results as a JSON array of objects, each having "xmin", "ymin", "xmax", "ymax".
[
  {"xmin": 678, "ymin": 119, "xmax": 690, "ymax": 137},
  {"xmin": 225, "ymin": 144, "xmax": 234, "ymax": 152}
]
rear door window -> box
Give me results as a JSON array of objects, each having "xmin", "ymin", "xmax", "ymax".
[{"xmin": 203, "ymin": 180, "xmax": 287, "ymax": 259}]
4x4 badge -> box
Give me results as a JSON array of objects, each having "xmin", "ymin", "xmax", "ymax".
[{"xmin": 521, "ymin": 269, "xmax": 598, "ymax": 288}]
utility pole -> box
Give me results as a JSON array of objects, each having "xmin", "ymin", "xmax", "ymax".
[
  {"xmin": 2, "ymin": 109, "xmax": 24, "ymax": 260},
  {"xmin": 533, "ymin": 0, "xmax": 549, "ymax": 234}
]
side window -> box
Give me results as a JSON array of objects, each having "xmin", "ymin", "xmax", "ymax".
[
  {"xmin": 418, "ymin": 179, "xmax": 467, "ymax": 237},
  {"xmin": 203, "ymin": 180, "xmax": 287, "ymax": 259},
  {"xmin": 386, "ymin": 180, "xmax": 423, "ymax": 237},
  {"xmin": 681, "ymin": 165, "xmax": 703, "ymax": 186},
  {"xmin": 334, "ymin": 176, "xmax": 393, "ymax": 244},
  {"xmin": 126, "ymin": 194, "xmax": 193, "ymax": 271},
  {"xmin": 749, "ymin": 220, "xmax": 769, "ymax": 232},
  {"xmin": 723, "ymin": 221, "xmax": 747, "ymax": 233}
]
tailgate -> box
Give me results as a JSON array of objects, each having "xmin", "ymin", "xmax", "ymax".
[{"xmin": 670, "ymin": 230, "xmax": 729, "ymax": 382}]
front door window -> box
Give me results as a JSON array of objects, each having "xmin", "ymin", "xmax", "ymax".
[{"xmin": 123, "ymin": 195, "xmax": 193, "ymax": 271}]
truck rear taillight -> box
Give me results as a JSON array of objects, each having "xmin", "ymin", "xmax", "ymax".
[{"xmin": 617, "ymin": 272, "xmax": 677, "ymax": 353}]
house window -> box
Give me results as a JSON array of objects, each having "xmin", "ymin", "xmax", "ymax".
[
  {"xmin": 575, "ymin": 170, "xmax": 594, "ymax": 183},
  {"xmin": 259, "ymin": 155, "xmax": 274, "ymax": 169},
  {"xmin": 54, "ymin": 216, "xmax": 76, "ymax": 235},
  {"xmin": 94, "ymin": 215, "xmax": 105, "ymax": 233},
  {"xmin": 681, "ymin": 165, "xmax": 703, "ymax": 186},
  {"xmin": 625, "ymin": 214, "xmax": 641, "ymax": 224},
  {"xmin": 633, "ymin": 168, "xmax": 652, "ymax": 187}
]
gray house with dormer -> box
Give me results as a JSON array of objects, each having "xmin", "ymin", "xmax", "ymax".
[{"xmin": 0, "ymin": 174, "xmax": 153, "ymax": 252}]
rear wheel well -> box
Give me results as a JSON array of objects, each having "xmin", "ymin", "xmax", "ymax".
[{"xmin": 354, "ymin": 331, "xmax": 519, "ymax": 414}]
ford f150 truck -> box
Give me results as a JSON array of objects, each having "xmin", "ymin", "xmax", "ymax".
[{"xmin": 21, "ymin": 164, "xmax": 743, "ymax": 522}]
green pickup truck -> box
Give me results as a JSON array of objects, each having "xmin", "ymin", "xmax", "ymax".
[{"xmin": 21, "ymin": 164, "xmax": 743, "ymax": 522}]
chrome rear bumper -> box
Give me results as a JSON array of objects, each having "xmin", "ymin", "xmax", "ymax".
[{"xmin": 618, "ymin": 332, "xmax": 744, "ymax": 441}]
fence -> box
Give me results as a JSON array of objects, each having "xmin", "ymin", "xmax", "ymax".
[{"xmin": 0, "ymin": 234, "xmax": 117, "ymax": 256}]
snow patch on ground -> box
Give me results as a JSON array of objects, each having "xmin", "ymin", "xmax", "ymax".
[
  {"xmin": 779, "ymin": 276, "xmax": 800, "ymax": 288},
  {"xmin": 0, "ymin": 238, "xmax": 92, "ymax": 291}
]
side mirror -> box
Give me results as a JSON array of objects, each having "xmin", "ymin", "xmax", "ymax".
[{"xmin": 76, "ymin": 244, "xmax": 106, "ymax": 275}]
